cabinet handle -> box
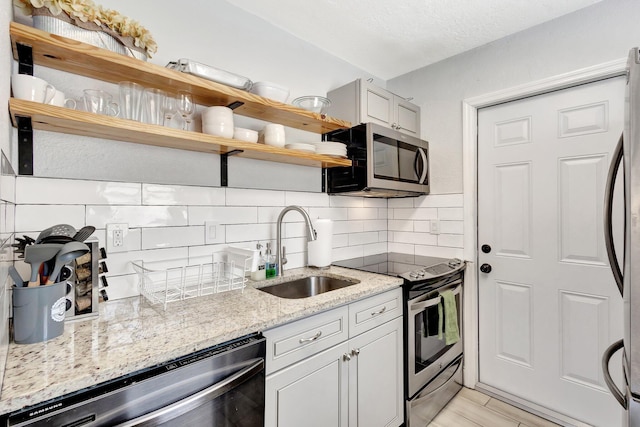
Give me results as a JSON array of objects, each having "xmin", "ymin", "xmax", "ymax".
[
  {"xmin": 391, "ymin": 123, "xmax": 398, "ymax": 129},
  {"xmin": 299, "ymin": 331, "xmax": 322, "ymax": 344},
  {"xmin": 351, "ymin": 348, "xmax": 360, "ymax": 357},
  {"xmin": 371, "ymin": 306, "xmax": 387, "ymax": 316},
  {"xmin": 343, "ymin": 353, "xmax": 351, "ymax": 361}
]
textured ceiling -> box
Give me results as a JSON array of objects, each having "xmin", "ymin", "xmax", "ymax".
[{"xmin": 226, "ymin": 0, "xmax": 602, "ymax": 80}]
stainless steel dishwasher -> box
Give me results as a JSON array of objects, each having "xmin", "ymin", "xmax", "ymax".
[{"xmin": 1, "ymin": 333, "xmax": 265, "ymax": 426}]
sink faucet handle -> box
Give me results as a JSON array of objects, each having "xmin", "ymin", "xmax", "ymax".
[{"xmin": 282, "ymin": 246, "xmax": 288, "ymax": 266}]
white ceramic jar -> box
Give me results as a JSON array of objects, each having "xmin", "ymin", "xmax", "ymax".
[
  {"xmin": 259, "ymin": 124, "xmax": 286, "ymax": 147},
  {"xmin": 202, "ymin": 106, "xmax": 234, "ymax": 138}
]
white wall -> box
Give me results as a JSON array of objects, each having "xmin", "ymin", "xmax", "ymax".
[{"xmin": 388, "ymin": 0, "xmax": 640, "ymax": 194}]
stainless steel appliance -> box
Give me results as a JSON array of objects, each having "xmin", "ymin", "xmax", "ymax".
[
  {"xmin": 0, "ymin": 333, "xmax": 265, "ymax": 426},
  {"xmin": 603, "ymin": 47, "xmax": 640, "ymax": 426},
  {"xmin": 324, "ymin": 122, "xmax": 429, "ymax": 197},
  {"xmin": 334, "ymin": 253, "xmax": 465, "ymax": 426}
]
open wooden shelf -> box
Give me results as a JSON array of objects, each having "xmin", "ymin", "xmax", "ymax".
[
  {"xmin": 9, "ymin": 98, "xmax": 352, "ymax": 168},
  {"xmin": 9, "ymin": 22, "xmax": 351, "ymax": 134}
]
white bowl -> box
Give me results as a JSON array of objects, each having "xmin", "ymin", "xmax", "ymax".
[
  {"xmin": 292, "ymin": 96, "xmax": 331, "ymax": 114},
  {"xmin": 250, "ymin": 81, "xmax": 290, "ymax": 103},
  {"xmin": 233, "ymin": 127, "xmax": 258, "ymax": 143}
]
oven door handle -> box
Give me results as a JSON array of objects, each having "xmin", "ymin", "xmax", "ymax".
[
  {"xmin": 409, "ymin": 284, "xmax": 461, "ymax": 313},
  {"xmin": 115, "ymin": 358, "xmax": 264, "ymax": 427}
]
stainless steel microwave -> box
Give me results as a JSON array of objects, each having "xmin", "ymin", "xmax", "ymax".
[{"xmin": 325, "ymin": 122, "xmax": 429, "ymax": 197}]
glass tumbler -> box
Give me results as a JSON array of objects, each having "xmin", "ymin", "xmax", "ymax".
[
  {"xmin": 143, "ymin": 88, "xmax": 167, "ymax": 125},
  {"xmin": 118, "ymin": 81, "xmax": 144, "ymax": 121}
]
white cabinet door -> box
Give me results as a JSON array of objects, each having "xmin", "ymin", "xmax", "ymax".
[
  {"xmin": 361, "ymin": 80, "xmax": 394, "ymax": 128},
  {"xmin": 395, "ymin": 98, "xmax": 420, "ymax": 137},
  {"xmin": 265, "ymin": 341, "xmax": 350, "ymax": 427},
  {"xmin": 348, "ymin": 316, "xmax": 404, "ymax": 427}
]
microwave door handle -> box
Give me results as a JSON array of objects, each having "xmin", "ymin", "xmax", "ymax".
[
  {"xmin": 410, "ymin": 283, "xmax": 461, "ymax": 313},
  {"xmin": 115, "ymin": 358, "xmax": 264, "ymax": 427},
  {"xmin": 417, "ymin": 147, "xmax": 428, "ymax": 184},
  {"xmin": 602, "ymin": 338, "xmax": 627, "ymax": 409},
  {"xmin": 604, "ymin": 133, "xmax": 624, "ymax": 296}
]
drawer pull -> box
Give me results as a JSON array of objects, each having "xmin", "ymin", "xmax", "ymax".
[
  {"xmin": 371, "ymin": 306, "xmax": 387, "ymax": 316},
  {"xmin": 299, "ymin": 331, "xmax": 322, "ymax": 344}
]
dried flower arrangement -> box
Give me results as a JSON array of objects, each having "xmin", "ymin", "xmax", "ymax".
[{"xmin": 14, "ymin": 0, "xmax": 157, "ymax": 58}]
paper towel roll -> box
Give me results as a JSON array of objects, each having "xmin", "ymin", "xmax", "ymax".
[{"xmin": 308, "ymin": 218, "xmax": 333, "ymax": 268}]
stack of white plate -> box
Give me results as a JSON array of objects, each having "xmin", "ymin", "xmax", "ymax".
[
  {"xmin": 309, "ymin": 141, "xmax": 347, "ymax": 158},
  {"xmin": 285, "ymin": 143, "xmax": 316, "ymax": 153}
]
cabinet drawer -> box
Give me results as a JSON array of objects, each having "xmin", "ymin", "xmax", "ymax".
[
  {"xmin": 349, "ymin": 287, "xmax": 403, "ymax": 337},
  {"xmin": 264, "ymin": 305, "xmax": 349, "ymax": 374}
]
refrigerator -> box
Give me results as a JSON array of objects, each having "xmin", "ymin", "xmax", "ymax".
[{"xmin": 603, "ymin": 47, "xmax": 640, "ymax": 426}]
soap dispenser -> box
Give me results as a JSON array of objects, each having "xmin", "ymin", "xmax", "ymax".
[
  {"xmin": 250, "ymin": 243, "xmax": 266, "ymax": 281},
  {"xmin": 265, "ymin": 242, "xmax": 277, "ymax": 278}
]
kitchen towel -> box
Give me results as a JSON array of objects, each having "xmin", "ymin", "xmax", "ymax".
[
  {"xmin": 307, "ymin": 218, "xmax": 333, "ymax": 268},
  {"xmin": 438, "ymin": 290, "xmax": 460, "ymax": 345}
]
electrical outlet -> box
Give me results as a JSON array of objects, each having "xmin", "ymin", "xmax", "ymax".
[
  {"xmin": 205, "ymin": 221, "xmax": 224, "ymax": 244},
  {"xmin": 430, "ymin": 219, "xmax": 440, "ymax": 235},
  {"xmin": 106, "ymin": 223, "xmax": 129, "ymax": 253}
]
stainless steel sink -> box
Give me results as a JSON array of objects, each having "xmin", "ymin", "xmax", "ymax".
[{"xmin": 257, "ymin": 275, "xmax": 360, "ymax": 299}]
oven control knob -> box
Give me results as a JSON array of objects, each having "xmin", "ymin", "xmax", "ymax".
[
  {"xmin": 480, "ymin": 263, "xmax": 492, "ymax": 274},
  {"xmin": 409, "ymin": 272, "xmax": 419, "ymax": 278},
  {"xmin": 418, "ymin": 270, "xmax": 425, "ymax": 276}
]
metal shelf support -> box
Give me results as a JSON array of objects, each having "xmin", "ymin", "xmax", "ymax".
[
  {"xmin": 220, "ymin": 150, "xmax": 244, "ymax": 187},
  {"xmin": 17, "ymin": 42, "xmax": 33, "ymax": 76},
  {"xmin": 16, "ymin": 116, "xmax": 33, "ymax": 175}
]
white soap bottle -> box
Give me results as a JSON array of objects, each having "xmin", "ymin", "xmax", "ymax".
[{"xmin": 250, "ymin": 243, "xmax": 266, "ymax": 281}]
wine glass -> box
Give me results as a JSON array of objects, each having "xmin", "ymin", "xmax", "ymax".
[
  {"xmin": 162, "ymin": 95, "xmax": 177, "ymax": 127},
  {"xmin": 177, "ymin": 91, "xmax": 195, "ymax": 131}
]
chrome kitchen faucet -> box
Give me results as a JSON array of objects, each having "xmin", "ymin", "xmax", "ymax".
[{"xmin": 276, "ymin": 206, "xmax": 317, "ymax": 276}]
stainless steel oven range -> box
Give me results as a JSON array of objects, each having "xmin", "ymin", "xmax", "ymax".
[
  {"xmin": 334, "ymin": 253, "xmax": 465, "ymax": 426},
  {"xmin": 0, "ymin": 333, "xmax": 265, "ymax": 426}
]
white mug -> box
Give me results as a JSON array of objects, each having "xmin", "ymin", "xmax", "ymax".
[
  {"xmin": 48, "ymin": 90, "xmax": 77, "ymax": 109},
  {"xmin": 11, "ymin": 74, "xmax": 56, "ymax": 104},
  {"xmin": 260, "ymin": 123, "xmax": 286, "ymax": 147},
  {"xmin": 202, "ymin": 106, "xmax": 234, "ymax": 138}
]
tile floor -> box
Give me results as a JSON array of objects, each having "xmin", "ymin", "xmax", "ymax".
[{"xmin": 428, "ymin": 387, "xmax": 561, "ymax": 427}]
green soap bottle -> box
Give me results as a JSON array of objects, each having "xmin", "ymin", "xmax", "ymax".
[{"xmin": 265, "ymin": 242, "xmax": 277, "ymax": 278}]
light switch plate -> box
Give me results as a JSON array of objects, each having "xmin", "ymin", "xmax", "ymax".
[
  {"xmin": 205, "ymin": 221, "xmax": 225, "ymax": 244},
  {"xmin": 430, "ymin": 219, "xmax": 440, "ymax": 235},
  {"xmin": 106, "ymin": 223, "xmax": 129, "ymax": 253}
]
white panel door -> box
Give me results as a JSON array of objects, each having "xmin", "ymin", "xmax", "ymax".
[{"xmin": 477, "ymin": 77, "xmax": 625, "ymax": 426}]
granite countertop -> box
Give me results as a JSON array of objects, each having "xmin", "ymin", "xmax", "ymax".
[{"xmin": 0, "ymin": 266, "xmax": 402, "ymax": 414}]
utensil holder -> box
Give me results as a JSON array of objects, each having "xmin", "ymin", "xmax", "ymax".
[{"xmin": 12, "ymin": 281, "xmax": 67, "ymax": 344}]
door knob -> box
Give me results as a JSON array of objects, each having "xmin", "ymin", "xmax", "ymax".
[
  {"xmin": 480, "ymin": 263, "xmax": 492, "ymax": 273},
  {"xmin": 481, "ymin": 244, "xmax": 491, "ymax": 253}
]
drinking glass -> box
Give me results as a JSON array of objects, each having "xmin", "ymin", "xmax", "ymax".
[
  {"xmin": 163, "ymin": 95, "xmax": 177, "ymax": 127},
  {"xmin": 177, "ymin": 91, "xmax": 195, "ymax": 131}
]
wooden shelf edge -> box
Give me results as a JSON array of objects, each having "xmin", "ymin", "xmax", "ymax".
[
  {"xmin": 9, "ymin": 22, "xmax": 352, "ymax": 134},
  {"xmin": 9, "ymin": 99, "xmax": 352, "ymax": 168}
]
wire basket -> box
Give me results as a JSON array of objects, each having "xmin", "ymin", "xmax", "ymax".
[{"xmin": 131, "ymin": 248, "xmax": 251, "ymax": 309}]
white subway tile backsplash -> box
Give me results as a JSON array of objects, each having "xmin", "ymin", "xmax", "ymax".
[
  {"xmin": 440, "ymin": 220, "xmax": 464, "ymax": 234},
  {"xmin": 392, "ymin": 208, "xmax": 437, "ymax": 220},
  {"xmin": 348, "ymin": 207, "xmax": 378, "ymax": 220},
  {"xmin": 388, "ymin": 198, "xmax": 413, "ymax": 208},
  {"xmin": 363, "ymin": 198, "xmax": 387, "ymax": 208},
  {"xmin": 364, "ymin": 242, "xmax": 387, "ymax": 256},
  {"xmin": 333, "ymin": 245, "xmax": 364, "ymax": 261},
  {"xmin": 258, "ymin": 206, "xmax": 313, "ymax": 224},
  {"xmin": 362, "ymin": 219, "xmax": 387, "ymax": 232},
  {"xmin": 308, "ymin": 207, "xmax": 348, "ymax": 221},
  {"xmin": 378, "ymin": 231, "xmax": 387, "ymax": 241},
  {"xmin": 108, "ymin": 247, "xmax": 189, "ymax": 276},
  {"xmin": 15, "ymin": 205, "xmax": 86, "ymax": 231},
  {"xmin": 329, "ymin": 196, "xmax": 363, "ymax": 208},
  {"xmin": 0, "ymin": 175, "xmax": 15, "ymax": 204},
  {"xmin": 349, "ymin": 232, "xmax": 380, "ymax": 246},
  {"xmin": 188, "ymin": 243, "xmax": 235, "ymax": 259},
  {"xmin": 226, "ymin": 188, "xmax": 285, "ymax": 206},
  {"xmin": 333, "ymin": 220, "xmax": 363, "ymax": 234},
  {"xmin": 98, "ymin": 227, "xmax": 141, "ymax": 253},
  {"xmin": 388, "ymin": 242, "xmax": 414, "ymax": 254},
  {"xmin": 393, "ymin": 231, "xmax": 437, "ymax": 246},
  {"xmin": 413, "ymin": 221, "xmax": 430, "ymax": 233},
  {"xmin": 437, "ymin": 234, "xmax": 464, "ymax": 248},
  {"xmin": 87, "ymin": 206, "xmax": 188, "ymax": 228},
  {"xmin": 414, "ymin": 194, "xmax": 463, "ymax": 208},
  {"xmin": 285, "ymin": 191, "xmax": 330, "ymax": 207},
  {"xmin": 378, "ymin": 208, "xmax": 388, "ymax": 219},
  {"xmin": 388, "ymin": 220, "xmax": 413, "ymax": 232},
  {"xmin": 105, "ymin": 274, "xmax": 141, "ymax": 300},
  {"xmin": 225, "ymin": 223, "xmax": 273, "ymax": 243},
  {"xmin": 143, "ymin": 184, "xmax": 225, "ymax": 206},
  {"xmin": 142, "ymin": 226, "xmax": 205, "ymax": 249},
  {"xmin": 188, "ymin": 206, "xmax": 257, "ymax": 225},
  {"xmin": 333, "ymin": 234, "xmax": 349, "ymax": 248},
  {"xmin": 17, "ymin": 178, "xmax": 141, "ymax": 205},
  {"xmin": 438, "ymin": 207, "xmax": 464, "ymax": 220},
  {"xmin": 415, "ymin": 245, "xmax": 463, "ymax": 259}
]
